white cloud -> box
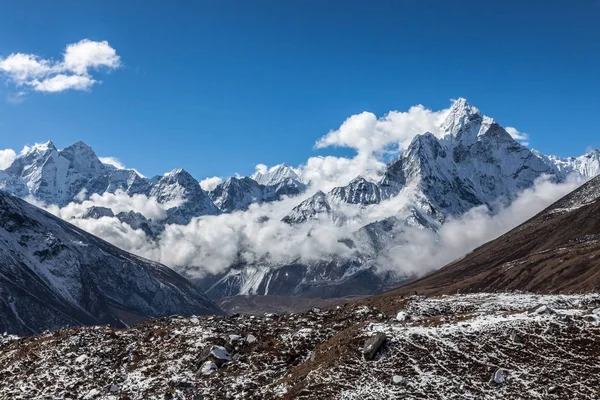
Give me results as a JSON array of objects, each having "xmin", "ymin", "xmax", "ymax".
[
  {"xmin": 31, "ymin": 174, "xmax": 579, "ymax": 280},
  {"xmin": 29, "ymin": 74, "xmax": 95, "ymax": 92},
  {"xmin": 299, "ymin": 153, "xmax": 385, "ymax": 192},
  {"xmin": 505, "ymin": 126, "xmax": 529, "ymax": 146},
  {"xmin": 199, "ymin": 176, "xmax": 223, "ymax": 191},
  {"xmin": 99, "ymin": 156, "xmax": 126, "ymax": 169},
  {"xmin": 6, "ymin": 91, "xmax": 27, "ymax": 104},
  {"xmin": 0, "ymin": 149, "xmax": 16, "ymax": 170},
  {"xmin": 28, "ymin": 190, "xmax": 179, "ymax": 222},
  {"xmin": 254, "ymin": 164, "xmax": 268, "ymax": 175},
  {"xmin": 0, "ymin": 53, "xmax": 52, "ymax": 82},
  {"xmin": 0, "ymin": 39, "xmax": 120, "ymax": 96},
  {"xmin": 315, "ymin": 105, "xmax": 450, "ymax": 156},
  {"xmin": 63, "ymin": 39, "xmax": 121, "ymax": 75}
]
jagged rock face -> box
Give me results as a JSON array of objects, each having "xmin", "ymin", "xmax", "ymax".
[
  {"xmin": 282, "ymin": 190, "xmax": 332, "ymax": 224},
  {"xmin": 115, "ymin": 210, "xmax": 158, "ymax": 238},
  {"xmin": 272, "ymin": 177, "xmax": 307, "ymax": 199},
  {"xmin": 150, "ymin": 169, "xmax": 219, "ymax": 225},
  {"xmin": 208, "ymin": 176, "xmax": 307, "ymax": 213},
  {"xmin": 209, "ymin": 177, "xmax": 270, "ymax": 213},
  {"xmin": 82, "ymin": 206, "xmax": 115, "ymax": 219},
  {"xmin": 190, "ymin": 258, "xmax": 395, "ymax": 299},
  {"xmin": 0, "ymin": 141, "xmax": 140, "ymax": 206},
  {"xmin": 0, "ymin": 190, "xmax": 223, "ymax": 336},
  {"xmin": 330, "ymin": 177, "xmax": 382, "ymax": 206}
]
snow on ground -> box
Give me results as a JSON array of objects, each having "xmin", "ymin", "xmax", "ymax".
[{"xmin": 1, "ymin": 293, "xmax": 599, "ymax": 399}]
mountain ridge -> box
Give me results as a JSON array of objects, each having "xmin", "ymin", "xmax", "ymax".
[{"xmin": 0, "ymin": 189, "xmax": 223, "ymax": 336}]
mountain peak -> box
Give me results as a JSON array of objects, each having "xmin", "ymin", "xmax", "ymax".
[
  {"xmin": 442, "ymin": 98, "xmax": 483, "ymax": 137},
  {"xmin": 252, "ymin": 163, "xmax": 301, "ymax": 186},
  {"xmin": 68, "ymin": 140, "xmax": 92, "ymax": 149},
  {"xmin": 22, "ymin": 141, "xmax": 56, "ymax": 156},
  {"xmin": 164, "ymin": 168, "xmax": 192, "ymax": 178}
]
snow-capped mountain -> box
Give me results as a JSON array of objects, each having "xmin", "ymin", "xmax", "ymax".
[
  {"xmin": 284, "ymin": 99, "xmax": 598, "ymax": 226},
  {"xmin": 149, "ymin": 168, "xmax": 219, "ymax": 225},
  {"xmin": 209, "ymin": 176, "xmax": 306, "ymax": 213},
  {"xmin": 1, "ymin": 98, "xmax": 599, "ymax": 301},
  {"xmin": 0, "ymin": 190, "xmax": 222, "ymax": 336},
  {"xmin": 0, "ymin": 143, "xmax": 307, "ymax": 229},
  {"xmin": 204, "ymin": 99, "xmax": 600, "ymax": 298},
  {"xmin": 251, "ymin": 163, "xmax": 301, "ymax": 186},
  {"xmin": 0, "ymin": 141, "xmax": 149, "ymax": 206}
]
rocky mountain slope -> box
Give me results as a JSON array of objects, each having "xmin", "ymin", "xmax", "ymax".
[
  {"xmin": 382, "ymin": 174, "xmax": 600, "ymax": 298},
  {"xmin": 0, "ymin": 190, "xmax": 222, "ymax": 336},
  {"xmin": 1, "ymin": 292, "xmax": 598, "ymax": 399}
]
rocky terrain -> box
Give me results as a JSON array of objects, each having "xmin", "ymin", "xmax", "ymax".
[
  {"xmin": 217, "ymin": 295, "xmax": 354, "ymax": 315},
  {"xmin": 0, "ymin": 190, "xmax": 222, "ymax": 336},
  {"xmin": 1, "ymin": 292, "xmax": 599, "ymax": 399}
]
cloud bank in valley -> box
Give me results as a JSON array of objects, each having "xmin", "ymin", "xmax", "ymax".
[
  {"xmin": 378, "ymin": 175, "xmax": 580, "ymax": 276},
  {"xmin": 35, "ymin": 173, "xmax": 580, "ymax": 280}
]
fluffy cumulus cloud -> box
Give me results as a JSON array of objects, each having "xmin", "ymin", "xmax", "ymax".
[
  {"xmin": 505, "ymin": 126, "xmax": 529, "ymax": 146},
  {"xmin": 0, "ymin": 39, "xmax": 120, "ymax": 96},
  {"xmin": 199, "ymin": 176, "xmax": 223, "ymax": 191},
  {"xmin": 300, "ymin": 103, "xmax": 453, "ymax": 190},
  {"xmin": 0, "ymin": 149, "xmax": 16, "ymax": 170},
  {"xmin": 316, "ymin": 105, "xmax": 450, "ymax": 156}
]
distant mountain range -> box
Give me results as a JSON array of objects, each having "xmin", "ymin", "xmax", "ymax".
[{"xmin": 1, "ymin": 98, "xmax": 599, "ymax": 299}]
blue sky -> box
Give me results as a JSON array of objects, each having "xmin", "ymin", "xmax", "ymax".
[{"xmin": 0, "ymin": 0, "xmax": 599, "ymax": 179}]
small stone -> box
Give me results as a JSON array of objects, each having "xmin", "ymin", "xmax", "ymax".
[
  {"xmin": 210, "ymin": 345, "xmax": 231, "ymax": 367},
  {"xmin": 108, "ymin": 384, "xmax": 120, "ymax": 392},
  {"xmin": 396, "ymin": 311, "xmax": 408, "ymax": 322},
  {"xmin": 75, "ymin": 354, "xmax": 88, "ymax": 363},
  {"xmin": 246, "ymin": 334, "xmax": 257, "ymax": 344},
  {"xmin": 83, "ymin": 389, "xmax": 101, "ymax": 399},
  {"xmin": 392, "ymin": 375, "xmax": 404, "ymax": 385},
  {"xmin": 489, "ymin": 368, "xmax": 507, "ymax": 386},
  {"xmin": 229, "ymin": 334, "xmax": 242, "ymax": 342},
  {"xmin": 532, "ymin": 305, "xmax": 556, "ymax": 315},
  {"xmin": 510, "ymin": 332, "xmax": 524, "ymax": 344},
  {"xmin": 201, "ymin": 360, "xmax": 217, "ymax": 375},
  {"xmin": 362, "ymin": 332, "xmax": 387, "ymax": 360}
]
